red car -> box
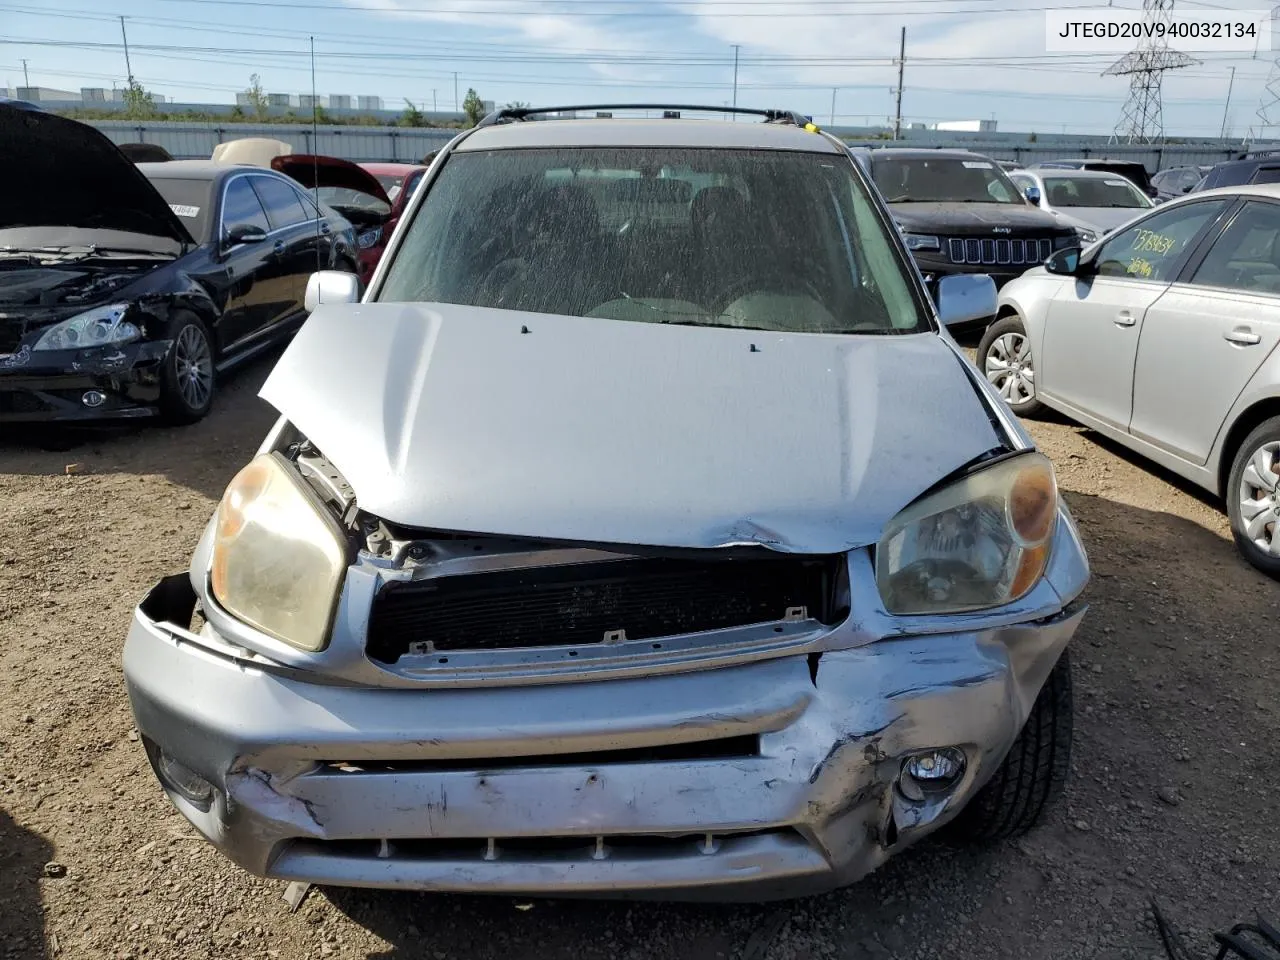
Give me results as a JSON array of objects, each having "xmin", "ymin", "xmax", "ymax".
[{"xmin": 356, "ymin": 162, "xmax": 430, "ymax": 284}]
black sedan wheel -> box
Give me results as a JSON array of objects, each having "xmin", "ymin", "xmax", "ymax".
[{"xmin": 160, "ymin": 315, "xmax": 216, "ymax": 425}]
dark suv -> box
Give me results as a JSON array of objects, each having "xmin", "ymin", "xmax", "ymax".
[
  {"xmin": 1191, "ymin": 154, "xmax": 1280, "ymax": 193},
  {"xmin": 863, "ymin": 149, "xmax": 1079, "ymax": 317}
]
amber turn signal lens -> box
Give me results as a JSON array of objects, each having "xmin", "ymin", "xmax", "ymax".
[{"xmin": 1009, "ymin": 459, "xmax": 1057, "ymax": 545}]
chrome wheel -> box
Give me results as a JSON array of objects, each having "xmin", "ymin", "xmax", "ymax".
[
  {"xmin": 1238, "ymin": 440, "xmax": 1280, "ymax": 557},
  {"xmin": 174, "ymin": 325, "xmax": 213, "ymax": 411},
  {"xmin": 985, "ymin": 331, "xmax": 1035, "ymax": 406}
]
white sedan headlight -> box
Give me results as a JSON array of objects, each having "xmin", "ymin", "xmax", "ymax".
[
  {"xmin": 209, "ymin": 454, "xmax": 349, "ymax": 652},
  {"xmin": 876, "ymin": 452, "xmax": 1058, "ymax": 615},
  {"xmin": 33, "ymin": 303, "xmax": 140, "ymax": 351}
]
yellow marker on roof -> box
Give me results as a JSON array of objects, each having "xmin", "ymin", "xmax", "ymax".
[{"xmin": 805, "ymin": 122, "xmax": 820, "ymax": 133}]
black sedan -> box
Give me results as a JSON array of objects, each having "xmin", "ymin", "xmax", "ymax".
[{"xmin": 0, "ymin": 104, "xmax": 358, "ymax": 426}]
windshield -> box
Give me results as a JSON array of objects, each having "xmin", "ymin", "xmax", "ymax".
[
  {"xmin": 144, "ymin": 177, "xmax": 213, "ymax": 243},
  {"xmin": 1043, "ymin": 175, "xmax": 1150, "ymax": 209},
  {"xmin": 378, "ymin": 147, "xmax": 924, "ymax": 334},
  {"xmin": 871, "ymin": 156, "xmax": 1022, "ymax": 204},
  {"xmin": 316, "ymin": 186, "xmax": 391, "ymax": 217}
]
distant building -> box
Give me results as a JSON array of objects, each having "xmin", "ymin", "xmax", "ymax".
[
  {"xmin": 81, "ymin": 87, "xmax": 108, "ymax": 102},
  {"xmin": 357, "ymin": 95, "xmax": 383, "ymax": 111},
  {"xmin": 268, "ymin": 93, "xmax": 297, "ymax": 108},
  {"xmin": 299, "ymin": 94, "xmax": 326, "ymax": 109},
  {"xmin": 330, "ymin": 94, "xmax": 352, "ymax": 109},
  {"xmin": 935, "ymin": 119, "xmax": 997, "ymax": 133},
  {"xmin": 16, "ymin": 86, "xmax": 78, "ymax": 101}
]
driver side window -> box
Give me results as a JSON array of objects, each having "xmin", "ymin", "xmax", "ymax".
[
  {"xmin": 1094, "ymin": 200, "xmax": 1227, "ymax": 282},
  {"xmin": 221, "ymin": 177, "xmax": 270, "ymax": 239}
]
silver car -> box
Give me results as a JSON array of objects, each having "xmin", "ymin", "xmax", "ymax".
[
  {"xmin": 985, "ymin": 184, "xmax": 1280, "ymax": 577},
  {"xmin": 122, "ymin": 106, "xmax": 1090, "ymax": 901},
  {"xmin": 1009, "ymin": 168, "xmax": 1155, "ymax": 244}
]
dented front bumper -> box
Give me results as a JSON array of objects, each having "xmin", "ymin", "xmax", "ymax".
[{"xmin": 122, "ymin": 569, "xmax": 1086, "ymax": 901}]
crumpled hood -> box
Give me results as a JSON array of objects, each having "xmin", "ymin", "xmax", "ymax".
[
  {"xmin": 260, "ymin": 304, "xmax": 1005, "ymax": 554},
  {"xmin": 0, "ymin": 104, "xmax": 193, "ymax": 246}
]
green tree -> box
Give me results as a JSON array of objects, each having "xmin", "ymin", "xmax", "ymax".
[
  {"xmin": 245, "ymin": 73, "xmax": 269, "ymax": 120},
  {"xmin": 400, "ymin": 99, "xmax": 425, "ymax": 127},
  {"xmin": 123, "ymin": 80, "xmax": 157, "ymax": 120},
  {"xmin": 504, "ymin": 100, "xmax": 530, "ymax": 110},
  {"xmin": 462, "ymin": 87, "xmax": 485, "ymax": 127}
]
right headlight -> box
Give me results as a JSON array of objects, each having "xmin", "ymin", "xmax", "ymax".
[
  {"xmin": 904, "ymin": 234, "xmax": 941, "ymax": 252},
  {"xmin": 209, "ymin": 454, "xmax": 349, "ymax": 652},
  {"xmin": 32, "ymin": 303, "xmax": 139, "ymax": 352},
  {"xmin": 875, "ymin": 452, "xmax": 1057, "ymax": 616}
]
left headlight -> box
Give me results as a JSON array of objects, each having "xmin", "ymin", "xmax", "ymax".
[
  {"xmin": 905, "ymin": 234, "xmax": 942, "ymax": 252},
  {"xmin": 876, "ymin": 452, "xmax": 1058, "ymax": 616},
  {"xmin": 357, "ymin": 227, "xmax": 382, "ymax": 250},
  {"xmin": 1076, "ymin": 227, "xmax": 1098, "ymax": 245},
  {"xmin": 32, "ymin": 303, "xmax": 140, "ymax": 352},
  {"xmin": 209, "ymin": 453, "xmax": 349, "ymax": 652}
]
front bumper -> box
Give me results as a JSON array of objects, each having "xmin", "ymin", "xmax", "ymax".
[
  {"xmin": 123, "ymin": 571, "xmax": 1087, "ymax": 901},
  {"xmin": 0, "ymin": 340, "xmax": 169, "ymax": 422}
]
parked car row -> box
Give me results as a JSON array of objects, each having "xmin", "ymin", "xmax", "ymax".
[{"xmin": 0, "ymin": 109, "xmax": 434, "ymax": 426}]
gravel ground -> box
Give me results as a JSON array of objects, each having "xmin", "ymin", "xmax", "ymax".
[{"xmin": 1, "ymin": 349, "xmax": 1278, "ymax": 960}]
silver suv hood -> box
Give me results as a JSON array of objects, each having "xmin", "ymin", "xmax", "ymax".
[{"xmin": 261, "ymin": 303, "xmax": 1003, "ymax": 553}]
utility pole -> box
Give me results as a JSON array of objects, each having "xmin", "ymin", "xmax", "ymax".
[
  {"xmin": 119, "ymin": 16, "xmax": 134, "ymax": 87},
  {"xmin": 453, "ymin": 72, "xmax": 458, "ymax": 112},
  {"xmin": 830, "ymin": 87, "xmax": 837, "ymax": 126},
  {"xmin": 21, "ymin": 59, "xmax": 29, "ymax": 89},
  {"xmin": 893, "ymin": 26, "xmax": 905, "ymax": 140},
  {"xmin": 731, "ymin": 44, "xmax": 740, "ymax": 120},
  {"xmin": 433, "ymin": 89, "xmax": 437, "ymax": 112},
  {"xmin": 1222, "ymin": 64, "xmax": 1237, "ymax": 140}
]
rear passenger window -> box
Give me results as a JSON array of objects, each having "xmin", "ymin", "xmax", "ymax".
[
  {"xmin": 220, "ymin": 177, "xmax": 270, "ymax": 235},
  {"xmin": 1251, "ymin": 167, "xmax": 1280, "ymax": 185},
  {"xmin": 1190, "ymin": 201, "xmax": 1280, "ymax": 294},
  {"xmin": 251, "ymin": 176, "xmax": 308, "ymax": 229}
]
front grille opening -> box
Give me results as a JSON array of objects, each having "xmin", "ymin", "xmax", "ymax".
[
  {"xmin": 289, "ymin": 828, "xmax": 802, "ymax": 864},
  {"xmin": 367, "ymin": 552, "xmax": 848, "ymax": 663},
  {"xmin": 321, "ymin": 734, "xmax": 761, "ymax": 775}
]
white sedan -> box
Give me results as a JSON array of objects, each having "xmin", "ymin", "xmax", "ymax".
[{"xmin": 983, "ymin": 184, "xmax": 1280, "ymax": 577}]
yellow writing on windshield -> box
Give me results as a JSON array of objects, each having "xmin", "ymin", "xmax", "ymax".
[
  {"xmin": 1127, "ymin": 257, "xmax": 1155, "ymax": 278},
  {"xmin": 1132, "ymin": 229, "xmax": 1176, "ymax": 256}
]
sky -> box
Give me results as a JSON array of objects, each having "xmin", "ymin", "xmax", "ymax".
[{"xmin": 1, "ymin": 0, "xmax": 1277, "ymax": 137}]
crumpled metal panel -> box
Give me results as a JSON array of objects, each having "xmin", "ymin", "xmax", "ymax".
[{"xmin": 260, "ymin": 303, "xmax": 1003, "ymax": 554}]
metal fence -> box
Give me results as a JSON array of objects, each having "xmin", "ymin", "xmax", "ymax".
[
  {"xmin": 90, "ymin": 120, "xmax": 459, "ymax": 163},
  {"xmin": 85, "ymin": 118, "xmax": 1265, "ymax": 172}
]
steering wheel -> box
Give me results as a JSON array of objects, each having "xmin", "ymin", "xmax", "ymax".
[{"xmin": 708, "ymin": 271, "xmax": 827, "ymax": 320}]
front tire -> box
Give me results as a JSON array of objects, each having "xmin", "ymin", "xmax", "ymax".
[
  {"xmin": 1226, "ymin": 416, "xmax": 1280, "ymax": 579},
  {"xmin": 159, "ymin": 313, "xmax": 216, "ymax": 425},
  {"xmin": 978, "ymin": 314, "xmax": 1044, "ymax": 418},
  {"xmin": 949, "ymin": 650, "xmax": 1073, "ymax": 842}
]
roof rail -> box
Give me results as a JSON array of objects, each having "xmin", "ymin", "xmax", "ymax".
[{"xmin": 475, "ymin": 103, "xmax": 819, "ymax": 131}]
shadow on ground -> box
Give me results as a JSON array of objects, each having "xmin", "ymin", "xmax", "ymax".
[
  {"xmin": 0, "ymin": 348, "xmax": 284, "ymax": 502},
  {"xmin": 0, "ymin": 807, "xmax": 52, "ymax": 959}
]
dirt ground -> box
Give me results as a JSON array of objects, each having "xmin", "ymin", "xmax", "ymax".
[{"xmin": 1, "ymin": 349, "xmax": 1278, "ymax": 960}]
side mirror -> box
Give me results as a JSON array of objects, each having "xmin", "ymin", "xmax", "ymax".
[
  {"xmin": 1044, "ymin": 246, "xmax": 1084, "ymax": 276},
  {"xmin": 304, "ymin": 270, "xmax": 360, "ymax": 313},
  {"xmin": 1181, "ymin": 184, "xmax": 1194, "ymax": 194},
  {"xmin": 1024, "ymin": 185, "xmax": 1042, "ymax": 205},
  {"xmin": 224, "ymin": 223, "xmax": 268, "ymax": 246},
  {"xmin": 935, "ymin": 273, "xmax": 997, "ymax": 327}
]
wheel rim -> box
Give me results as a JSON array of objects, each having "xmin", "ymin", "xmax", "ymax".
[
  {"xmin": 1238, "ymin": 440, "xmax": 1280, "ymax": 557},
  {"xmin": 985, "ymin": 331, "xmax": 1036, "ymax": 407},
  {"xmin": 174, "ymin": 325, "xmax": 213, "ymax": 410}
]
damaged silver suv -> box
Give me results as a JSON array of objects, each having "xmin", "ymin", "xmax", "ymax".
[{"xmin": 122, "ymin": 105, "xmax": 1090, "ymax": 901}]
